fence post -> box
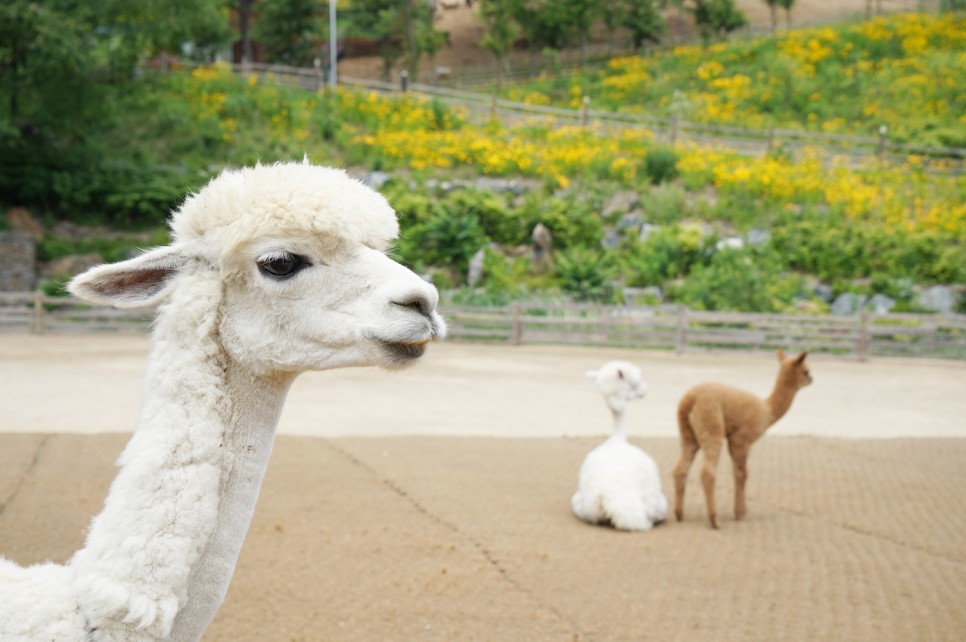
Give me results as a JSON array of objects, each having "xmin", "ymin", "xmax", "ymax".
[
  {"xmin": 31, "ymin": 290, "xmax": 46, "ymax": 335},
  {"xmin": 400, "ymin": 70, "xmax": 409, "ymax": 93},
  {"xmin": 670, "ymin": 115, "xmax": 678, "ymax": 145},
  {"xmin": 675, "ymin": 305, "xmax": 687, "ymax": 355},
  {"xmin": 313, "ymin": 56, "xmax": 324, "ymax": 92},
  {"xmin": 581, "ymin": 95, "xmax": 590, "ymax": 127},
  {"xmin": 510, "ymin": 303, "xmax": 522, "ymax": 345},
  {"xmin": 857, "ymin": 310, "xmax": 870, "ymax": 361},
  {"xmin": 877, "ymin": 124, "xmax": 888, "ymax": 164}
]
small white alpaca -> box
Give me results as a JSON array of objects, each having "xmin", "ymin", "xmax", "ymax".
[
  {"xmin": 571, "ymin": 361, "xmax": 668, "ymax": 532},
  {"xmin": 0, "ymin": 160, "xmax": 446, "ymax": 641}
]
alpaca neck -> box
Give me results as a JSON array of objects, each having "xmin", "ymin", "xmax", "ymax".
[
  {"xmin": 168, "ymin": 364, "xmax": 295, "ymax": 641},
  {"xmin": 610, "ymin": 407, "xmax": 628, "ymax": 440},
  {"xmin": 766, "ymin": 374, "xmax": 799, "ymax": 427},
  {"xmin": 68, "ymin": 271, "xmax": 293, "ymax": 641}
]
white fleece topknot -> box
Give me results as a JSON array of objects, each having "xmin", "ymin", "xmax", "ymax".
[{"xmin": 170, "ymin": 161, "xmax": 399, "ymax": 255}]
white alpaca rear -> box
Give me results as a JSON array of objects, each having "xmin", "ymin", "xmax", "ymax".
[{"xmin": 571, "ymin": 361, "xmax": 668, "ymax": 532}]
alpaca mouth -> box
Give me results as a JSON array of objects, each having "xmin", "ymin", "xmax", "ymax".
[{"xmin": 377, "ymin": 339, "xmax": 430, "ymax": 362}]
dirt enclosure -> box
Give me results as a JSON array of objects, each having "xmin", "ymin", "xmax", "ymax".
[{"xmin": 1, "ymin": 335, "xmax": 965, "ymax": 641}]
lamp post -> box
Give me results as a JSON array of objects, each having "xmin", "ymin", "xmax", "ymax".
[{"xmin": 329, "ymin": 0, "xmax": 338, "ymax": 90}]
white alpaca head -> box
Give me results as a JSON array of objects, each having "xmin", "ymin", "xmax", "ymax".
[
  {"xmin": 585, "ymin": 361, "xmax": 648, "ymax": 415},
  {"xmin": 68, "ymin": 161, "xmax": 446, "ymax": 374}
]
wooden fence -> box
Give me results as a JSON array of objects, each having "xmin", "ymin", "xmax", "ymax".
[{"xmin": 3, "ymin": 293, "xmax": 964, "ymax": 361}]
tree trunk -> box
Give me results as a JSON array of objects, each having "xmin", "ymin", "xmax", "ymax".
[{"xmin": 239, "ymin": 0, "xmax": 253, "ymax": 64}]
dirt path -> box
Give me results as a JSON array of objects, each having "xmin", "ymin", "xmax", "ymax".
[
  {"xmin": 1, "ymin": 334, "xmax": 964, "ymax": 641},
  {"xmin": 1, "ymin": 334, "xmax": 964, "ymax": 438}
]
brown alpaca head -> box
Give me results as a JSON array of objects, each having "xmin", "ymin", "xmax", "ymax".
[{"xmin": 776, "ymin": 349, "xmax": 813, "ymax": 389}]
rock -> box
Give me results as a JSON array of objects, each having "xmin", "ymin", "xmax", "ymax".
[
  {"xmin": 916, "ymin": 285, "xmax": 957, "ymax": 313},
  {"xmin": 831, "ymin": 292, "xmax": 867, "ymax": 316},
  {"xmin": 5, "ymin": 207, "xmax": 43, "ymax": 241},
  {"xmin": 746, "ymin": 228, "xmax": 770, "ymax": 246},
  {"xmin": 716, "ymin": 236, "xmax": 744, "ymax": 251},
  {"xmin": 531, "ymin": 223, "xmax": 552, "ymax": 272},
  {"xmin": 868, "ymin": 293, "xmax": 896, "ymax": 314},
  {"xmin": 362, "ymin": 171, "xmax": 391, "ymax": 190},
  {"xmin": 600, "ymin": 227, "xmax": 621, "ymax": 250},
  {"xmin": 813, "ymin": 283, "xmax": 835, "ymax": 303},
  {"xmin": 639, "ymin": 223, "xmax": 660, "ymax": 242},
  {"xmin": 467, "ymin": 248, "xmax": 485, "ymax": 286},
  {"xmin": 617, "ymin": 212, "xmax": 644, "ymax": 232},
  {"xmin": 0, "ymin": 232, "xmax": 37, "ymax": 291},
  {"xmin": 602, "ymin": 190, "xmax": 640, "ymax": 217}
]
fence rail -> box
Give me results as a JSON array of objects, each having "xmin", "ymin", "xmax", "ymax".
[{"xmin": 5, "ymin": 294, "xmax": 963, "ymax": 361}]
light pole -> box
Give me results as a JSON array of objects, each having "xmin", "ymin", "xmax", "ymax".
[{"xmin": 329, "ymin": 0, "xmax": 338, "ymax": 90}]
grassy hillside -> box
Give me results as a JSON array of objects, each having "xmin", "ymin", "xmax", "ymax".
[{"xmin": 502, "ymin": 13, "xmax": 966, "ymax": 147}]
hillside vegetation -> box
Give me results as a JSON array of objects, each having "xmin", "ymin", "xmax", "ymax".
[
  {"xmin": 504, "ymin": 12, "xmax": 966, "ymax": 147},
  {"xmin": 3, "ymin": 13, "xmax": 964, "ymax": 313}
]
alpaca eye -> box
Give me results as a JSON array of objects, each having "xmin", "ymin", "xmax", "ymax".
[{"xmin": 257, "ymin": 253, "xmax": 309, "ymax": 279}]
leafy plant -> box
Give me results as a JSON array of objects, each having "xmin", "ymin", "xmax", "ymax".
[
  {"xmin": 643, "ymin": 147, "xmax": 680, "ymax": 184},
  {"xmin": 554, "ymin": 247, "xmax": 618, "ymax": 302}
]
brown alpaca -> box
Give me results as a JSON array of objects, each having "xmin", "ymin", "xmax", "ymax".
[{"xmin": 672, "ymin": 349, "xmax": 812, "ymax": 528}]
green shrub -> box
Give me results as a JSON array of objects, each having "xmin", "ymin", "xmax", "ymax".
[
  {"xmin": 672, "ymin": 247, "xmax": 805, "ymax": 312},
  {"xmin": 515, "ymin": 191, "xmax": 604, "ymax": 250},
  {"xmin": 621, "ymin": 225, "xmax": 707, "ymax": 286},
  {"xmin": 643, "ymin": 147, "xmax": 680, "ymax": 184},
  {"xmin": 554, "ymin": 247, "xmax": 618, "ymax": 302},
  {"xmin": 395, "ymin": 210, "xmax": 486, "ymax": 279}
]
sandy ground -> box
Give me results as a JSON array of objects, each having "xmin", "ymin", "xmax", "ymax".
[{"xmin": 1, "ymin": 335, "xmax": 965, "ymax": 641}]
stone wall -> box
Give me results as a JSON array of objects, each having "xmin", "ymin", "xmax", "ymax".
[{"xmin": 0, "ymin": 232, "xmax": 37, "ymax": 291}]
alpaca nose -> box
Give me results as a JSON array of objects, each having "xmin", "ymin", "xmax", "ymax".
[{"xmin": 391, "ymin": 286, "xmax": 438, "ymax": 319}]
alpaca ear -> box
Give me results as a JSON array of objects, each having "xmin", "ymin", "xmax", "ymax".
[
  {"xmin": 68, "ymin": 245, "xmax": 189, "ymax": 309},
  {"xmin": 794, "ymin": 351, "xmax": 809, "ymax": 364},
  {"xmin": 776, "ymin": 348, "xmax": 787, "ymax": 361},
  {"xmin": 617, "ymin": 369, "xmax": 625, "ymax": 380}
]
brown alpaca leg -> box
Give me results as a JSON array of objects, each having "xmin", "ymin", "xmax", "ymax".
[
  {"xmin": 690, "ymin": 400, "xmax": 726, "ymax": 529},
  {"xmin": 672, "ymin": 431, "xmax": 699, "ymax": 522},
  {"xmin": 699, "ymin": 440, "xmax": 723, "ymax": 528},
  {"xmin": 728, "ymin": 439, "xmax": 751, "ymax": 521}
]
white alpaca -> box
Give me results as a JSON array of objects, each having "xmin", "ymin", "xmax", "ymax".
[
  {"xmin": 571, "ymin": 361, "xmax": 668, "ymax": 532},
  {"xmin": 0, "ymin": 160, "xmax": 446, "ymax": 641}
]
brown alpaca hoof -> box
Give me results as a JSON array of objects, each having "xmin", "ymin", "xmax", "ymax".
[
  {"xmin": 709, "ymin": 516, "xmax": 718, "ymax": 529},
  {"xmin": 675, "ymin": 510, "xmax": 683, "ymax": 522}
]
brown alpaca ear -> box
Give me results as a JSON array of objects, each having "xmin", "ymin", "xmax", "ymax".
[
  {"xmin": 775, "ymin": 348, "xmax": 786, "ymax": 361},
  {"xmin": 617, "ymin": 369, "xmax": 624, "ymax": 380},
  {"xmin": 795, "ymin": 351, "xmax": 809, "ymax": 364}
]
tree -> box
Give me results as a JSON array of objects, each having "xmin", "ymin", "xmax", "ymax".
[
  {"xmin": 95, "ymin": 0, "xmax": 232, "ymax": 73},
  {"xmin": 681, "ymin": 0, "xmax": 748, "ymax": 45},
  {"xmin": 0, "ymin": 2, "xmax": 95, "ymax": 136},
  {"xmin": 349, "ymin": 0, "xmax": 445, "ymax": 80},
  {"xmin": 763, "ymin": 0, "xmax": 795, "ymax": 33},
  {"xmin": 507, "ymin": 0, "xmax": 581, "ymax": 50},
  {"xmin": 238, "ymin": 0, "xmax": 255, "ymax": 64},
  {"xmin": 253, "ymin": 0, "xmax": 324, "ymax": 66},
  {"xmin": 620, "ymin": 0, "xmax": 667, "ymax": 50},
  {"xmin": 479, "ymin": 0, "xmax": 520, "ymax": 85}
]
